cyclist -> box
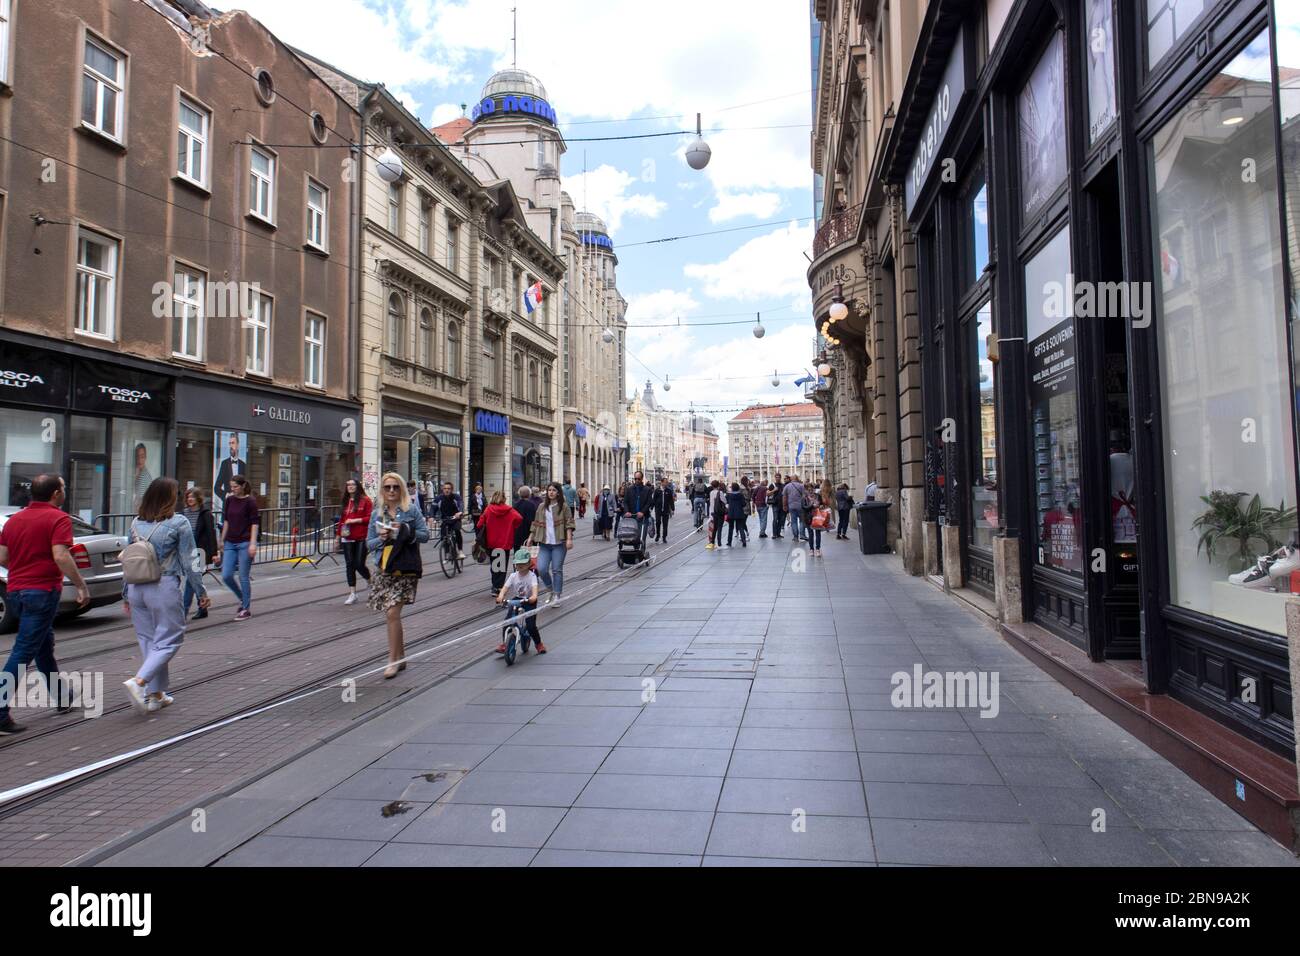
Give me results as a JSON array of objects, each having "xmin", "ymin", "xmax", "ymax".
[
  {"xmin": 495, "ymin": 547, "xmax": 544, "ymax": 655},
  {"xmin": 434, "ymin": 481, "xmax": 465, "ymax": 561}
]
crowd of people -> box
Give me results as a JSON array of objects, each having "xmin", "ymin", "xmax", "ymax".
[{"xmin": 0, "ymin": 464, "xmax": 860, "ymax": 734}]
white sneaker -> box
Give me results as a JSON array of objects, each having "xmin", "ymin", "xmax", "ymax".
[
  {"xmin": 146, "ymin": 697, "xmax": 162, "ymax": 713},
  {"xmin": 1268, "ymin": 546, "xmax": 1300, "ymax": 586},
  {"xmin": 160, "ymin": 694, "xmax": 174, "ymax": 708},
  {"xmin": 345, "ymin": 592, "xmax": 357, "ymax": 605},
  {"xmin": 123, "ymin": 680, "xmax": 148, "ymax": 715},
  {"xmin": 552, "ymin": 595, "xmax": 562, "ymax": 607}
]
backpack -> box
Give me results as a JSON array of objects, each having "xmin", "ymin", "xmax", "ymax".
[{"xmin": 120, "ymin": 520, "xmax": 164, "ymax": 585}]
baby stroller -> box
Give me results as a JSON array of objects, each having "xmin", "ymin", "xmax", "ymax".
[{"xmin": 616, "ymin": 518, "xmax": 647, "ymax": 569}]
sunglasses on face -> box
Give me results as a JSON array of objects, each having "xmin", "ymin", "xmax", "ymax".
[{"xmin": 383, "ymin": 484, "xmax": 402, "ymax": 491}]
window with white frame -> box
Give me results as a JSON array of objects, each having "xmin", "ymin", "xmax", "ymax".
[
  {"xmin": 418, "ymin": 197, "xmax": 432, "ymax": 255},
  {"xmin": 82, "ymin": 36, "xmax": 124, "ymax": 139},
  {"xmin": 171, "ymin": 266, "xmax": 205, "ymax": 360},
  {"xmin": 176, "ymin": 96, "xmax": 208, "ymax": 186},
  {"xmin": 482, "ymin": 331, "xmax": 498, "ymax": 391},
  {"xmin": 0, "ymin": 0, "xmax": 10, "ymax": 86},
  {"xmin": 446, "ymin": 214, "xmax": 459, "ymax": 272},
  {"xmin": 388, "ymin": 182, "xmax": 402, "ymax": 235},
  {"xmin": 75, "ymin": 229, "xmax": 118, "ymax": 339},
  {"xmin": 306, "ymin": 179, "xmax": 327, "ymax": 250},
  {"xmin": 535, "ymin": 135, "xmax": 547, "ymax": 168},
  {"xmin": 304, "ymin": 312, "xmax": 325, "ymax": 388},
  {"xmin": 446, "ymin": 319, "xmax": 460, "ymax": 377},
  {"xmin": 245, "ymin": 291, "xmax": 271, "ymax": 375},
  {"xmin": 386, "ymin": 292, "xmax": 406, "ymax": 359},
  {"xmin": 250, "ymin": 147, "xmax": 275, "ymax": 221},
  {"xmin": 418, "ymin": 306, "xmax": 434, "ymax": 367}
]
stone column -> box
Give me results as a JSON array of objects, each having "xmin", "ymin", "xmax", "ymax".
[
  {"xmin": 923, "ymin": 520, "xmax": 939, "ymax": 577},
  {"xmin": 899, "ymin": 487, "xmax": 924, "ymax": 575},
  {"xmin": 994, "ymin": 535, "xmax": 1023, "ymax": 624},
  {"xmin": 941, "ymin": 524, "xmax": 962, "ymax": 590}
]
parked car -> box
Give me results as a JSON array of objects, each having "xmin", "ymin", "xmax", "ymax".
[{"xmin": 0, "ymin": 507, "xmax": 128, "ymax": 634}]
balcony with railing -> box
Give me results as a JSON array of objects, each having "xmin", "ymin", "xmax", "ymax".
[{"xmin": 812, "ymin": 202, "xmax": 862, "ymax": 258}]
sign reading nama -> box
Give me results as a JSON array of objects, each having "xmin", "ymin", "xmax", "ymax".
[
  {"xmin": 474, "ymin": 409, "xmax": 510, "ymax": 435},
  {"xmin": 471, "ymin": 95, "xmax": 558, "ymax": 126},
  {"xmin": 579, "ymin": 232, "xmax": 613, "ymax": 250}
]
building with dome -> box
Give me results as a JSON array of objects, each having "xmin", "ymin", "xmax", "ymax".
[{"xmin": 435, "ymin": 66, "xmax": 630, "ymax": 492}]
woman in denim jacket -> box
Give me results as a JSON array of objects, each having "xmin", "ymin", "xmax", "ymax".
[
  {"xmin": 122, "ymin": 477, "xmax": 210, "ymax": 714},
  {"xmin": 367, "ymin": 472, "xmax": 430, "ymax": 678}
]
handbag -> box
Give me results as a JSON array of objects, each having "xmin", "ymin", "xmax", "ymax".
[
  {"xmin": 120, "ymin": 520, "xmax": 164, "ymax": 584},
  {"xmin": 378, "ymin": 518, "xmax": 423, "ymax": 578},
  {"xmin": 811, "ymin": 507, "xmax": 831, "ymax": 530}
]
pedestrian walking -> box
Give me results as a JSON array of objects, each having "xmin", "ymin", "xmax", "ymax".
[
  {"xmin": 622, "ymin": 471, "xmax": 653, "ymax": 549},
  {"xmin": 577, "ymin": 482, "xmax": 589, "ymax": 519},
  {"xmin": 337, "ymin": 477, "xmax": 372, "ymax": 605},
  {"xmin": 530, "ymin": 482, "xmax": 575, "ymax": 605},
  {"xmin": 468, "ymin": 483, "xmax": 487, "ymax": 525},
  {"xmin": 477, "ymin": 491, "xmax": 522, "ymax": 594},
  {"xmin": 120, "ymin": 478, "xmax": 210, "ymax": 714},
  {"xmin": 752, "ymin": 479, "xmax": 769, "ymax": 538},
  {"xmin": 727, "ymin": 481, "xmax": 749, "ymax": 547},
  {"xmin": 807, "ymin": 482, "xmax": 835, "ymax": 556},
  {"xmin": 513, "ymin": 486, "xmax": 538, "ymax": 551},
  {"xmin": 783, "ymin": 474, "xmax": 805, "ymax": 544},
  {"xmin": 835, "ymin": 482, "xmax": 854, "ymax": 540},
  {"xmin": 218, "ymin": 475, "xmax": 259, "ymax": 620},
  {"xmin": 562, "ymin": 477, "xmax": 578, "ymax": 513},
  {"xmin": 771, "ymin": 473, "xmax": 787, "ymax": 539},
  {"xmin": 651, "ymin": 476, "xmax": 674, "ymax": 543},
  {"xmin": 595, "ymin": 485, "xmax": 615, "ymax": 540},
  {"xmin": 181, "ymin": 487, "xmax": 217, "ymax": 620},
  {"xmin": 367, "ymin": 473, "xmax": 430, "ymax": 679},
  {"xmin": 407, "ymin": 480, "xmax": 427, "ymax": 518},
  {"xmin": 0, "ymin": 474, "xmax": 90, "ymax": 733},
  {"xmin": 709, "ymin": 481, "xmax": 728, "ymax": 549}
]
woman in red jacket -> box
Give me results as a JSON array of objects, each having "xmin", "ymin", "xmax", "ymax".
[
  {"xmin": 476, "ymin": 490, "xmax": 522, "ymax": 595},
  {"xmin": 337, "ymin": 477, "xmax": 373, "ymax": 605}
]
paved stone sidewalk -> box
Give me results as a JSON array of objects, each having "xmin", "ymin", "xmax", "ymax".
[{"xmin": 105, "ymin": 532, "xmax": 1300, "ymax": 867}]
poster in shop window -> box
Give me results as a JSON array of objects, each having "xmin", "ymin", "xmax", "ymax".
[{"xmin": 212, "ymin": 430, "xmax": 249, "ymax": 507}]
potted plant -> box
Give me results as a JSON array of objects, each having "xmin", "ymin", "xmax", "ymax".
[{"xmin": 1191, "ymin": 490, "xmax": 1297, "ymax": 570}]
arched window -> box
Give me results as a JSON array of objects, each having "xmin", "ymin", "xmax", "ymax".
[
  {"xmin": 513, "ymin": 351, "xmax": 524, "ymax": 397},
  {"xmin": 541, "ymin": 365, "xmax": 551, "ymax": 407},
  {"xmin": 445, "ymin": 319, "xmax": 460, "ymax": 376},
  {"xmin": 528, "ymin": 359, "xmax": 539, "ymax": 403},
  {"xmin": 418, "ymin": 306, "xmax": 434, "ymax": 367},
  {"xmin": 386, "ymin": 292, "xmax": 406, "ymax": 359},
  {"xmin": 481, "ymin": 331, "xmax": 498, "ymax": 390}
]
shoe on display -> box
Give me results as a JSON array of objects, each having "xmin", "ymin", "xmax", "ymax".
[
  {"xmin": 1233, "ymin": 562, "xmax": 1277, "ymax": 590},
  {"xmin": 1268, "ymin": 546, "xmax": 1300, "ymax": 584}
]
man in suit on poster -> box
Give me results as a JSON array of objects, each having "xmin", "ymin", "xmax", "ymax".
[{"xmin": 214, "ymin": 432, "xmax": 248, "ymax": 503}]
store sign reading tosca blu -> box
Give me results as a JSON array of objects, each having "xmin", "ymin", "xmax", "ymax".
[{"xmin": 904, "ymin": 26, "xmax": 971, "ymax": 219}]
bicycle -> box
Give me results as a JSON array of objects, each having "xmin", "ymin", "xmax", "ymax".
[
  {"xmin": 436, "ymin": 517, "xmax": 464, "ymax": 578},
  {"xmin": 501, "ymin": 597, "xmax": 533, "ymax": 665}
]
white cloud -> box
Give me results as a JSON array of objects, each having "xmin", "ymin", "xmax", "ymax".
[
  {"xmin": 430, "ymin": 102, "xmax": 466, "ymax": 126},
  {"xmin": 624, "ymin": 289, "xmax": 700, "ymax": 369},
  {"xmin": 560, "ymin": 164, "xmax": 666, "ymax": 233},
  {"xmin": 684, "ymin": 221, "xmax": 814, "ymax": 303},
  {"xmin": 388, "ymin": 86, "xmax": 423, "ymax": 115},
  {"xmin": 709, "ymin": 190, "xmax": 783, "ymax": 223}
]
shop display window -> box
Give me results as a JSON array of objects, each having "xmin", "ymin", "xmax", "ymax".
[
  {"xmin": 1085, "ymin": 0, "xmax": 1116, "ymax": 144},
  {"xmin": 1151, "ymin": 29, "xmax": 1296, "ymax": 635},
  {"xmin": 108, "ymin": 418, "xmax": 164, "ymax": 517},
  {"xmin": 1, "ymin": 408, "xmax": 64, "ymax": 508},
  {"xmin": 969, "ymin": 302, "xmax": 998, "ymax": 550},
  {"xmin": 1018, "ymin": 32, "xmax": 1067, "ymax": 220}
]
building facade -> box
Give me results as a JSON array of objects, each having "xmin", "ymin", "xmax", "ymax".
[
  {"xmin": 728, "ymin": 403, "xmax": 826, "ymax": 484},
  {"xmin": 814, "ymin": 0, "xmax": 1300, "ymax": 843},
  {"xmin": 0, "ymin": 0, "xmax": 361, "ymax": 527},
  {"xmin": 680, "ymin": 409, "xmax": 721, "ymax": 484},
  {"xmin": 625, "ymin": 381, "xmax": 678, "ymax": 482}
]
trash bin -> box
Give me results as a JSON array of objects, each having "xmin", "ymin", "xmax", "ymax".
[{"xmin": 856, "ymin": 501, "xmax": 891, "ymax": 554}]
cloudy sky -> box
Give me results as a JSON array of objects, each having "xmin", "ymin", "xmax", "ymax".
[{"xmin": 229, "ymin": 0, "xmax": 818, "ymax": 454}]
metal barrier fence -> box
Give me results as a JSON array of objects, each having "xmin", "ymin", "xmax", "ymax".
[{"xmin": 94, "ymin": 505, "xmax": 344, "ymax": 568}]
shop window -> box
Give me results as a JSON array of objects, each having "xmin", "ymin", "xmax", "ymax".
[
  {"xmin": 1, "ymin": 409, "xmax": 65, "ymax": 508},
  {"xmin": 1085, "ymin": 0, "xmax": 1116, "ymax": 144},
  {"xmin": 171, "ymin": 266, "xmax": 204, "ymax": 361},
  {"xmin": 1151, "ymin": 29, "xmax": 1296, "ymax": 636},
  {"xmin": 110, "ymin": 420, "xmax": 164, "ymax": 517},
  {"xmin": 1026, "ymin": 226, "xmax": 1082, "ymax": 574},
  {"xmin": 75, "ymin": 228, "xmax": 117, "ymax": 340},
  {"xmin": 386, "ymin": 292, "xmax": 406, "ymax": 360},
  {"xmin": 963, "ymin": 164, "xmax": 990, "ymax": 288},
  {"xmin": 969, "ymin": 302, "xmax": 998, "ymax": 550},
  {"xmin": 1145, "ymin": 0, "xmax": 1210, "ymax": 72},
  {"xmin": 1018, "ymin": 32, "xmax": 1067, "ymax": 221},
  {"xmin": 81, "ymin": 35, "xmax": 124, "ymax": 141}
]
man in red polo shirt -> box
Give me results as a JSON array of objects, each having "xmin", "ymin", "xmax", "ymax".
[{"xmin": 0, "ymin": 474, "xmax": 90, "ymax": 734}]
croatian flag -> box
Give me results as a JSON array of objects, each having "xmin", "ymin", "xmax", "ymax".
[{"xmin": 524, "ymin": 281, "xmax": 544, "ymax": 315}]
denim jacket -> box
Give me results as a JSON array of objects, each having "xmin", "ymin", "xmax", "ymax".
[
  {"xmin": 123, "ymin": 514, "xmax": 207, "ymax": 599},
  {"xmin": 366, "ymin": 502, "xmax": 430, "ymax": 555}
]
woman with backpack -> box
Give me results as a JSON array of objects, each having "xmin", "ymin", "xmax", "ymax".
[
  {"xmin": 477, "ymin": 490, "xmax": 522, "ymax": 594},
  {"xmin": 337, "ymin": 477, "xmax": 372, "ymax": 605},
  {"xmin": 367, "ymin": 472, "xmax": 430, "ymax": 679},
  {"xmin": 726, "ymin": 481, "xmax": 749, "ymax": 548},
  {"xmin": 121, "ymin": 477, "xmax": 210, "ymax": 714}
]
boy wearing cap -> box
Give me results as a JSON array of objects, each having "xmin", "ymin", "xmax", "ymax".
[{"xmin": 495, "ymin": 548, "xmax": 544, "ymax": 654}]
